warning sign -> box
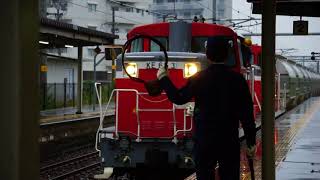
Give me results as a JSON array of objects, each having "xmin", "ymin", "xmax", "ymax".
[{"xmin": 293, "ymin": 20, "xmax": 308, "ymax": 35}]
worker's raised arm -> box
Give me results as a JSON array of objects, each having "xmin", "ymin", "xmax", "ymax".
[{"xmin": 157, "ymin": 67, "xmax": 195, "ymax": 105}]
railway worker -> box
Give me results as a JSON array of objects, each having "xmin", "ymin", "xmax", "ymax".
[{"xmin": 157, "ymin": 36, "xmax": 256, "ymax": 180}]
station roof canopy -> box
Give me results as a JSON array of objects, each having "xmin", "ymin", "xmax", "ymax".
[
  {"xmin": 40, "ymin": 18, "xmax": 118, "ymax": 49},
  {"xmin": 247, "ymin": 0, "xmax": 320, "ymax": 17}
]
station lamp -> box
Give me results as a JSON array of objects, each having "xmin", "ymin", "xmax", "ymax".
[{"xmin": 94, "ymin": 46, "xmax": 102, "ymax": 54}]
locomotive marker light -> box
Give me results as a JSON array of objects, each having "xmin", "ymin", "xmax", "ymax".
[{"xmin": 121, "ymin": 34, "xmax": 169, "ymax": 96}]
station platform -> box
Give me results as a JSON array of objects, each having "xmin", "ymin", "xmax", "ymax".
[
  {"xmin": 242, "ymin": 97, "xmax": 320, "ymax": 180},
  {"xmin": 40, "ymin": 103, "xmax": 115, "ymax": 124},
  {"xmin": 185, "ymin": 97, "xmax": 320, "ymax": 180}
]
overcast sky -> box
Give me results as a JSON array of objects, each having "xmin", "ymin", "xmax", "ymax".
[{"xmin": 232, "ymin": 0, "xmax": 320, "ymax": 56}]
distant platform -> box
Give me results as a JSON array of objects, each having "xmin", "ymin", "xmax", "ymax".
[{"xmin": 40, "ymin": 103, "xmax": 115, "ymax": 125}]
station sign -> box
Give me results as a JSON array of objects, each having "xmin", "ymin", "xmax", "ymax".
[{"xmin": 293, "ymin": 20, "xmax": 308, "ymax": 35}]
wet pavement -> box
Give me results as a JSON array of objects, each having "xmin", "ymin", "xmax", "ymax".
[{"xmin": 240, "ymin": 97, "xmax": 320, "ymax": 180}]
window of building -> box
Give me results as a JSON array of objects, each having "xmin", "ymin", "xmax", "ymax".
[
  {"xmin": 195, "ymin": 11, "xmax": 202, "ymax": 16},
  {"xmin": 218, "ymin": 9, "xmax": 224, "ymax": 18},
  {"xmin": 168, "ymin": 0, "xmax": 175, "ymax": 2},
  {"xmin": 88, "ymin": 3, "xmax": 97, "ymax": 12},
  {"xmin": 183, "ymin": 12, "xmax": 191, "ymax": 18},
  {"xmin": 87, "ymin": 25, "xmax": 97, "ymax": 30},
  {"xmin": 126, "ymin": 7, "xmax": 133, "ymax": 12},
  {"xmin": 113, "ymin": 7, "xmax": 119, "ymax": 11},
  {"xmin": 87, "ymin": 48, "xmax": 96, "ymax": 57},
  {"xmin": 136, "ymin": 9, "xmax": 140, "ymax": 13},
  {"xmin": 155, "ymin": 0, "xmax": 163, "ymax": 4}
]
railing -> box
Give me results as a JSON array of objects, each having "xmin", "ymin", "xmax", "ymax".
[{"xmin": 94, "ymin": 83, "xmax": 193, "ymax": 152}]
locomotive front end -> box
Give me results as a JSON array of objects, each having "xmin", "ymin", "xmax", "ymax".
[{"xmin": 98, "ymin": 52, "xmax": 208, "ymax": 172}]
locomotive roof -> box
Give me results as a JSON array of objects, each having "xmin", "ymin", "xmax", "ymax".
[{"xmin": 128, "ymin": 22, "xmax": 236, "ymax": 38}]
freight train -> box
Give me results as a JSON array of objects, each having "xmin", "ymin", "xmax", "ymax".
[{"xmin": 94, "ymin": 21, "xmax": 320, "ymax": 179}]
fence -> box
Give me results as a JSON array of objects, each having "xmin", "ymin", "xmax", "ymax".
[{"xmin": 40, "ymin": 82, "xmax": 113, "ymax": 110}]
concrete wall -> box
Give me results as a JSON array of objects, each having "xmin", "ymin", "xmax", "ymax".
[{"xmin": 46, "ymin": 58, "xmax": 78, "ymax": 84}]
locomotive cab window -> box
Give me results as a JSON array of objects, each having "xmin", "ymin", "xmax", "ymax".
[
  {"xmin": 192, "ymin": 37, "xmax": 236, "ymax": 67},
  {"xmin": 226, "ymin": 40, "xmax": 236, "ymax": 67},
  {"xmin": 191, "ymin": 37, "xmax": 207, "ymax": 53},
  {"xmin": 150, "ymin": 37, "xmax": 168, "ymax": 51},
  {"xmin": 130, "ymin": 38, "xmax": 143, "ymax": 52},
  {"xmin": 241, "ymin": 44, "xmax": 253, "ymax": 67}
]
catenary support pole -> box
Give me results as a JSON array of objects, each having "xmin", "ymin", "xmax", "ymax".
[
  {"xmin": 0, "ymin": 0, "xmax": 39, "ymax": 179},
  {"xmin": 76, "ymin": 46, "xmax": 83, "ymax": 114},
  {"xmin": 261, "ymin": 0, "xmax": 276, "ymax": 179}
]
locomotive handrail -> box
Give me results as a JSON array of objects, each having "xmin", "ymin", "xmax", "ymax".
[{"xmin": 95, "ymin": 87, "xmax": 194, "ymax": 149}]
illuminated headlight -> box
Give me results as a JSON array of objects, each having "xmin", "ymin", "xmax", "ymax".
[
  {"xmin": 184, "ymin": 63, "xmax": 200, "ymax": 77},
  {"xmin": 125, "ymin": 63, "xmax": 137, "ymax": 77}
]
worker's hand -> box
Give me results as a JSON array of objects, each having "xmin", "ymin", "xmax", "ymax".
[
  {"xmin": 157, "ymin": 66, "xmax": 168, "ymax": 80},
  {"xmin": 246, "ymin": 145, "xmax": 256, "ymax": 159}
]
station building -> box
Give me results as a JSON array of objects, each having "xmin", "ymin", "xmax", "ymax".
[{"xmin": 40, "ymin": 0, "xmax": 153, "ymax": 84}]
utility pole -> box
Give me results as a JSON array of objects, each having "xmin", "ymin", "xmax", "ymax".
[
  {"xmin": 212, "ymin": 0, "xmax": 216, "ymax": 23},
  {"xmin": 112, "ymin": 7, "xmax": 115, "ymax": 35}
]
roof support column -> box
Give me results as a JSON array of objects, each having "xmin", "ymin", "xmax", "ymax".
[
  {"xmin": 0, "ymin": 0, "xmax": 39, "ymax": 179},
  {"xmin": 76, "ymin": 46, "xmax": 83, "ymax": 114},
  {"xmin": 261, "ymin": 0, "xmax": 276, "ymax": 179}
]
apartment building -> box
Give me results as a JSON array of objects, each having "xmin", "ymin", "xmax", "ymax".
[{"xmin": 150, "ymin": 0, "xmax": 232, "ymax": 24}]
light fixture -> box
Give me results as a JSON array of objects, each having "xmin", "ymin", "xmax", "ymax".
[
  {"xmin": 65, "ymin": 44, "xmax": 74, "ymax": 48},
  {"xmin": 39, "ymin": 41, "xmax": 49, "ymax": 45}
]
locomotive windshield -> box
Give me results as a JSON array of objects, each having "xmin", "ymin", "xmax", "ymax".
[
  {"xmin": 191, "ymin": 36, "xmax": 236, "ymax": 67},
  {"xmin": 150, "ymin": 37, "xmax": 168, "ymax": 51}
]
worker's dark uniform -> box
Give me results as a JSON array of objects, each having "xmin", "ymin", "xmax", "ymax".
[{"xmin": 159, "ymin": 64, "xmax": 256, "ymax": 180}]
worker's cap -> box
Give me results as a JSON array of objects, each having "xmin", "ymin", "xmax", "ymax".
[
  {"xmin": 205, "ymin": 36, "xmax": 232, "ymax": 61},
  {"xmin": 206, "ymin": 36, "xmax": 232, "ymax": 49}
]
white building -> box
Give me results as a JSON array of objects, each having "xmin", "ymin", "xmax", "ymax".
[
  {"xmin": 42, "ymin": 0, "xmax": 153, "ymax": 84},
  {"xmin": 150, "ymin": 0, "xmax": 232, "ymax": 24}
]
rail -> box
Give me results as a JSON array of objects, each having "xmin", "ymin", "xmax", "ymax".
[{"xmin": 40, "ymin": 151, "xmax": 100, "ymax": 180}]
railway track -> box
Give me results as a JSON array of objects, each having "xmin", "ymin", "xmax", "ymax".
[{"xmin": 40, "ymin": 150, "xmax": 102, "ymax": 180}]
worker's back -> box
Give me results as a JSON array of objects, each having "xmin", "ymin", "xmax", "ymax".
[{"xmin": 192, "ymin": 64, "xmax": 252, "ymax": 146}]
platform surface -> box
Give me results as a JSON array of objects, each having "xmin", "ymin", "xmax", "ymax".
[
  {"xmin": 40, "ymin": 103, "xmax": 115, "ymax": 124},
  {"xmin": 276, "ymin": 97, "xmax": 320, "ymax": 179}
]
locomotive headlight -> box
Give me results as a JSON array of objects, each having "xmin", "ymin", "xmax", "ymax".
[
  {"xmin": 125, "ymin": 63, "xmax": 137, "ymax": 77},
  {"xmin": 184, "ymin": 63, "xmax": 199, "ymax": 77}
]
